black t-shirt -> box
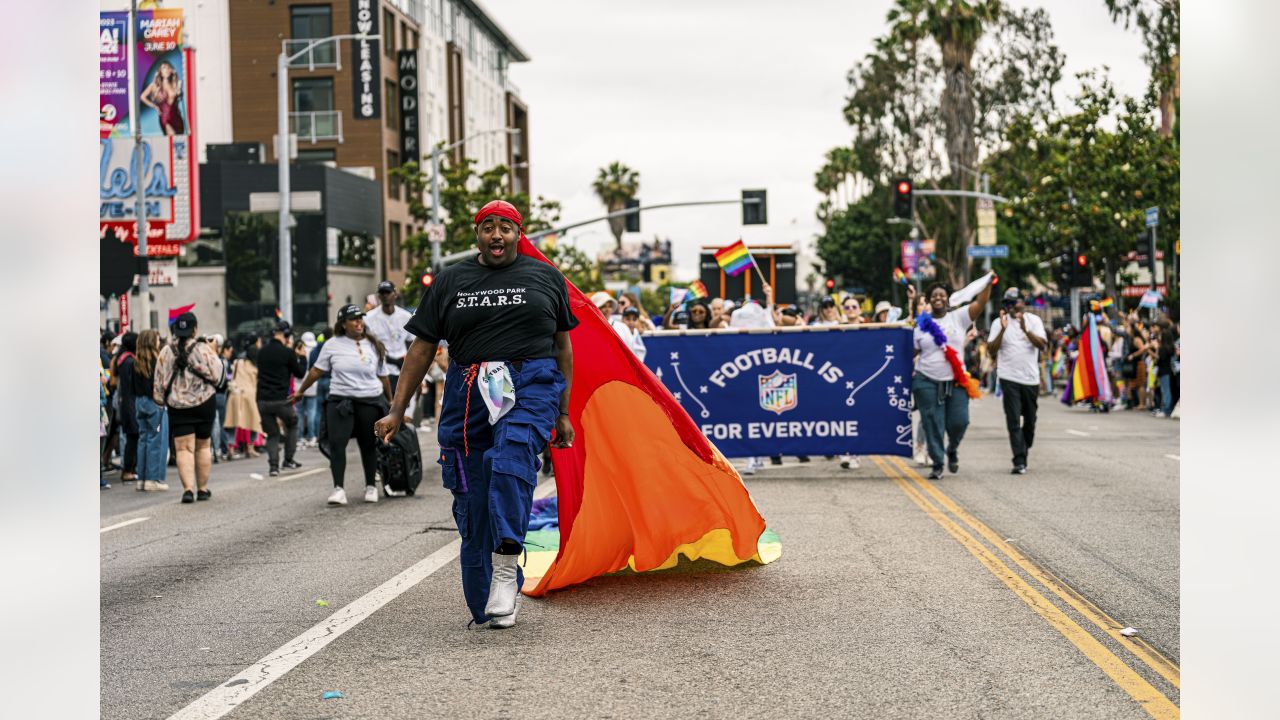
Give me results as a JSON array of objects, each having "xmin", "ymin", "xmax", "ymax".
[{"xmin": 405, "ymin": 254, "xmax": 578, "ymax": 365}]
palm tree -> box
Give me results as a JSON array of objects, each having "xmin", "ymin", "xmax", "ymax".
[
  {"xmin": 1105, "ymin": 0, "xmax": 1179, "ymax": 138},
  {"xmin": 591, "ymin": 161, "xmax": 640, "ymax": 250},
  {"xmin": 890, "ymin": 0, "xmax": 1001, "ymax": 285}
]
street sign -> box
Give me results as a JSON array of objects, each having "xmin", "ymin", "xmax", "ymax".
[
  {"xmin": 137, "ymin": 258, "xmax": 178, "ymax": 287},
  {"xmin": 1145, "ymin": 207, "xmax": 1159, "ymax": 228},
  {"xmin": 976, "ymin": 197, "xmax": 997, "ymax": 246},
  {"xmin": 425, "ymin": 223, "xmax": 446, "ymax": 242},
  {"xmin": 967, "ymin": 245, "xmax": 1009, "ymax": 258}
]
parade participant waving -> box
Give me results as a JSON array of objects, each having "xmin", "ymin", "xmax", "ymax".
[
  {"xmin": 912, "ymin": 278, "xmax": 993, "ymax": 480},
  {"xmin": 375, "ymin": 199, "xmax": 576, "ymax": 630},
  {"xmin": 290, "ymin": 305, "xmax": 392, "ymax": 506}
]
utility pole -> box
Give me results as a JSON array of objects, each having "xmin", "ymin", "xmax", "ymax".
[
  {"xmin": 130, "ymin": 0, "xmax": 151, "ymax": 331},
  {"xmin": 276, "ymin": 50, "xmax": 294, "ymax": 324}
]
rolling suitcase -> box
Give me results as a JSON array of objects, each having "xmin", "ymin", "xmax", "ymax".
[{"xmin": 377, "ymin": 424, "xmax": 422, "ymax": 496}]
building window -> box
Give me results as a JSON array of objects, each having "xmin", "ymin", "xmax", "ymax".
[
  {"xmin": 386, "ymin": 150, "xmax": 401, "ymax": 200},
  {"xmin": 385, "ymin": 78, "xmax": 398, "ymax": 130},
  {"xmin": 406, "ymin": 27, "xmax": 418, "ymax": 51},
  {"xmin": 389, "ymin": 222, "xmax": 402, "ymax": 270},
  {"xmin": 293, "ymin": 77, "xmax": 334, "ymax": 113},
  {"xmin": 296, "ymin": 148, "xmax": 336, "ymax": 164},
  {"xmin": 384, "ymin": 9, "xmax": 396, "ymax": 58},
  {"xmin": 289, "ymin": 6, "xmax": 335, "ymax": 67}
]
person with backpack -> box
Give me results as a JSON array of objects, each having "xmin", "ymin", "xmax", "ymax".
[
  {"xmin": 153, "ymin": 312, "xmax": 223, "ymax": 503},
  {"xmin": 290, "ymin": 305, "xmax": 392, "ymax": 506}
]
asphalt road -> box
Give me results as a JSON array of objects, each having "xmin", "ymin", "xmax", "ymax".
[{"xmin": 101, "ymin": 397, "xmax": 1179, "ymax": 719}]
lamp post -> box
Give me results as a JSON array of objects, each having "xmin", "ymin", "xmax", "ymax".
[
  {"xmin": 427, "ymin": 127, "xmax": 522, "ymax": 272},
  {"xmin": 276, "ymin": 33, "xmax": 377, "ymax": 324}
]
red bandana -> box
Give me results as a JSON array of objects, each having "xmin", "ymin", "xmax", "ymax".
[{"xmin": 473, "ymin": 200, "xmax": 523, "ymax": 228}]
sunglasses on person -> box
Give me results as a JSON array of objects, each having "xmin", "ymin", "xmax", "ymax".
[{"xmin": 843, "ymin": 304, "xmax": 859, "ymax": 312}]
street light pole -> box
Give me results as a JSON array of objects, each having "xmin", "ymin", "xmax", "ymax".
[
  {"xmin": 130, "ymin": 0, "xmax": 151, "ymax": 331},
  {"xmin": 276, "ymin": 33, "xmax": 376, "ymax": 324},
  {"xmin": 427, "ymin": 127, "xmax": 521, "ymax": 272}
]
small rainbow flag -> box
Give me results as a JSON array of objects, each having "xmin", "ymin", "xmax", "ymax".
[
  {"xmin": 168, "ymin": 303, "xmax": 196, "ymax": 325},
  {"xmin": 893, "ymin": 268, "xmax": 908, "ymax": 285},
  {"xmin": 714, "ymin": 240, "xmax": 754, "ymax": 277},
  {"xmin": 274, "ymin": 307, "xmax": 284, "ymax": 320},
  {"xmin": 687, "ymin": 280, "xmax": 709, "ymax": 299}
]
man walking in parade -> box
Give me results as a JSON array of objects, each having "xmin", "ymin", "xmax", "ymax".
[
  {"xmin": 987, "ymin": 288, "xmax": 1048, "ymax": 474},
  {"xmin": 256, "ymin": 321, "xmax": 306, "ymax": 477},
  {"xmin": 375, "ymin": 199, "xmax": 576, "ymax": 630},
  {"xmin": 365, "ymin": 280, "xmax": 415, "ymax": 401}
]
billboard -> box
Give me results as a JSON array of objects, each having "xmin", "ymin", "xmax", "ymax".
[
  {"xmin": 99, "ymin": 134, "xmax": 197, "ymax": 250},
  {"xmin": 901, "ymin": 238, "xmax": 936, "ymax": 280},
  {"xmin": 101, "ymin": 9, "xmax": 188, "ymax": 138}
]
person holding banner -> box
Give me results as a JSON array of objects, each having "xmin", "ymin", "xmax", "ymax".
[
  {"xmin": 913, "ymin": 279, "xmax": 993, "ymax": 480},
  {"xmin": 375, "ymin": 199, "xmax": 576, "ymax": 630}
]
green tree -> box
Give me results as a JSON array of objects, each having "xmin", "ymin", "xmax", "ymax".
[
  {"xmin": 1104, "ymin": 0, "xmax": 1179, "ymax": 138},
  {"xmin": 591, "ymin": 162, "xmax": 640, "ymax": 250},
  {"xmin": 541, "ymin": 240, "xmax": 599, "ymax": 291},
  {"xmin": 814, "ymin": 190, "xmax": 911, "ymax": 306}
]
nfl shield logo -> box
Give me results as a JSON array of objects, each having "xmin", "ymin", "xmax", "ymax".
[{"xmin": 758, "ymin": 370, "xmax": 798, "ymax": 415}]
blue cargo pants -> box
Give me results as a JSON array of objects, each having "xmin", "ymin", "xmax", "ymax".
[{"xmin": 436, "ymin": 357, "xmax": 565, "ymax": 624}]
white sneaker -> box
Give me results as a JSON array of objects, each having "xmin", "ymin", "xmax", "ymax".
[
  {"xmin": 140, "ymin": 480, "xmax": 170, "ymax": 492},
  {"xmin": 485, "ymin": 553, "xmax": 520, "ymax": 617},
  {"xmin": 839, "ymin": 455, "xmax": 860, "ymax": 469},
  {"xmin": 489, "ymin": 594, "xmax": 521, "ymax": 629},
  {"xmin": 327, "ymin": 487, "xmax": 348, "ymax": 506},
  {"xmin": 742, "ymin": 458, "xmax": 758, "ymax": 476},
  {"xmin": 384, "ymin": 485, "xmax": 406, "ymax": 497},
  {"xmin": 364, "ymin": 486, "xmax": 378, "ymax": 503}
]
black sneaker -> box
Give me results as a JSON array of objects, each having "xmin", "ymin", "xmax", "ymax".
[
  {"xmin": 181, "ymin": 490, "xmax": 195, "ymax": 504},
  {"xmin": 797, "ymin": 456, "xmax": 811, "ymax": 463},
  {"xmin": 928, "ymin": 467, "xmax": 945, "ymax": 480},
  {"xmin": 282, "ymin": 460, "xmax": 302, "ymax": 470},
  {"xmin": 268, "ymin": 468, "xmax": 280, "ymax": 477},
  {"xmin": 197, "ymin": 489, "xmax": 212, "ymax": 501},
  {"xmin": 769, "ymin": 456, "xmax": 783, "ymax": 466},
  {"xmin": 1011, "ymin": 465, "xmax": 1027, "ymax": 475},
  {"xmin": 947, "ymin": 453, "xmax": 959, "ymax": 474}
]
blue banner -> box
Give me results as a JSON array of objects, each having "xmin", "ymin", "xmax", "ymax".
[{"xmin": 643, "ymin": 327, "xmax": 914, "ymax": 458}]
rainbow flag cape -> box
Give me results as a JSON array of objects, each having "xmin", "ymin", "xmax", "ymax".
[
  {"xmin": 1061, "ymin": 313, "xmax": 1113, "ymax": 406},
  {"xmin": 515, "ymin": 234, "xmax": 775, "ymax": 597},
  {"xmin": 687, "ymin": 280, "xmax": 709, "ymax": 299},
  {"xmin": 713, "ymin": 240, "xmax": 754, "ymax": 277},
  {"xmin": 168, "ymin": 303, "xmax": 196, "ymax": 324}
]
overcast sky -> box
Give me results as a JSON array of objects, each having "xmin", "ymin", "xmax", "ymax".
[{"xmin": 486, "ymin": 0, "xmax": 1150, "ymax": 281}]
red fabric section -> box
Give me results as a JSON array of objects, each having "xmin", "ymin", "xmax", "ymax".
[
  {"xmin": 473, "ymin": 200, "xmax": 523, "ymax": 227},
  {"xmin": 516, "ymin": 236, "xmax": 722, "ymax": 551}
]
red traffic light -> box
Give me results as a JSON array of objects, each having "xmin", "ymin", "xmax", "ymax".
[
  {"xmin": 1076, "ymin": 254, "xmax": 1087, "ymax": 267},
  {"xmin": 896, "ymin": 181, "xmax": 911, "ymax": 195},
  {"xmin": 825, "ymin": 279, "xmax": 836, "ymax": 290},
  {"xmin": 420, "ymin": 273, "xmax": 434, "ymax": 287}
]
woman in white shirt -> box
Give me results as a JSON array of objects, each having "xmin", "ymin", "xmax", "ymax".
[
  {"xmin": 912, "ymin": 280, "xmax": 992, "ymax": 480},
  {"xmin": 291, "ymin": 305, "xmax": 391, "ymax": 506}
]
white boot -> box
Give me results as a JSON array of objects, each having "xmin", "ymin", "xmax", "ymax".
[
  {"xmin": 489, "ymin": 594, "xmax": 521, "ymax": 629},
  {"xmin": 485, "ymin": 553, "xmax": 520, "ymax": 617}
]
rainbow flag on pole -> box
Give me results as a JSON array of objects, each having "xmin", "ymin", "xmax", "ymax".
[
  {"xmin": 714, "ymin": 240, "xmax": 754, "ymax": 277},
  {"xmin": 687, "ymin": 280, "xmax": 709, "ymax": 299}
]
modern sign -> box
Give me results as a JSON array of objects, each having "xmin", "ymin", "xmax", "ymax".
[
  {"xmin": 398, "ymin": 50, "xmax": 420, "ymax": 162},
  {"xmin": 350, "ymin": 0, "xmax": 381, "ymax": 120},
  {"xmin": 1145, "ymin": 206, "xmax": 1159, "ymax": 228},
  {"xmin": 967, "ymin": 245, "xmax": 1009, "ymax": 258},
  {"xmin": 99, "ymin": 135, "xmax": 198, "ymax": 245}
]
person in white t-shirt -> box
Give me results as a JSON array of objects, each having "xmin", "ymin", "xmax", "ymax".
[
  {"xmin": 987, "ymin": 288, "xmax": 1048, "ymax": 475},
  {"xmin": 611, "ymin": 306, "xmax": 647, "ymax": 361},
  {"xmin": 365, "ymin": 281, "xmax": 415, "ymax": 399},
  {"xmin": 912, "ymin": 279, "xmax": 993, "ymax": 480}
]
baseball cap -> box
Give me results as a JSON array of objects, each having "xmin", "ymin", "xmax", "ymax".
[
  {"xmin": 275, "ymin": 320, "xmax": 292, "ymax": 336},
  {"xmin": 591, "ymin": 291, "xmax": 615, "ymax": 309},
  {"xmin": 172, "ymin": 312, "xmax": 197, "ymax": 338},
  {"xmin": 337, "ymin": 304, "xmax": 365, "ymax": 321},
  {"xmin": 1003, "ymin": 287, "xmax": 1023, "ymax": 302},
  {"xmin": 622, "ymin": 306, "xmax": 640, "ymax": 317},
  {"xmin": 376, "ymin": 280, "xmax": 396, "ymax": 294},
  {"xmin": 820, "ymin": 296, "xmax": 836, "ymax": 308}
]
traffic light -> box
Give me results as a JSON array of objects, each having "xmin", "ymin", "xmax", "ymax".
[
  {"xmin": 892, "ymin": 179, "xmax": 913, "ymax": 218},
  {"xmin": 742, "ymin": 189, "xmax": 767, "ymax": 225},
  {"xmin": 825, "ymin": 278, "xmax": 836, "ymax": 291},
  {"xmin": 420, "ymin": 272, "xmax": 434, "ymax": 288},
  {"xmin": 624, "ymin": 198, "xmax": 640, "ymax": 233},
  {"xmin": 1053, "ymin": 251, "xmax": 1073, "ymax": 289},
  {"xmin": 1071, "ymin": 253, "xmax": 1092, "ymax": 287}
]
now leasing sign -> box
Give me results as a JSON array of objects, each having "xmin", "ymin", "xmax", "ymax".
[
  {"xmin": 350, "ymin": 0, "xmax": 381, "ymax": 120},
  {"xmin": 643, "ymin": 327, "xmax": 914, "ymax": 457}
]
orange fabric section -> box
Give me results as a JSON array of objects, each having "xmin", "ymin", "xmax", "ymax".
[{"xmin": 527, "ymin": 381, "xmax": 765, "ymax": 596}]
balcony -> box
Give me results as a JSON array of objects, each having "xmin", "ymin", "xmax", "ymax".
[
  {"xmin": 284, "ymin": 38, "xmax": 340, "ymax": 70},
  {"xmin": 290, "ymin": 111, "xmax": 343, "ymax": 143}
]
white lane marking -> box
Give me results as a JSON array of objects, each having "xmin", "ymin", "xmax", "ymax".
[
  {"xmin": 100, "ymin": 517, "xmax": 150, "ymax": 534},
  {"xmin": 1066, "ymin": 429, "xmax": 1091, "ymax": 437},
  {"xmin": 275, "ymin": 467, "xmax": 327, "ymax": 482},
  {"xmin": 167, "ymin": 538, "xmax": 463, "ymax": 720},
  {"xmin": 1165, "ymin": 454, "xmax": 1180, "ymax": 461}
]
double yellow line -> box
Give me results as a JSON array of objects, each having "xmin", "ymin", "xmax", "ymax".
[{"xmin": 872, "ymin": 456, "xmax": 1180, "ymax": 720}]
